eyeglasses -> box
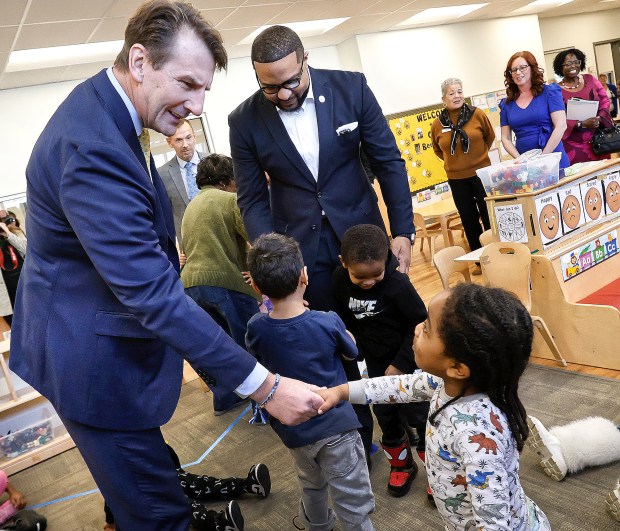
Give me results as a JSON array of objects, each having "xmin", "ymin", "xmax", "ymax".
[
  {"xmin": 256, "ymin": 60, "xmax": 305, "ymax": 95},
  {"xmin": 562, "ymin": 59, "xmax": 581, "ymax": 68},
  {"xmin": 508, "ymin": 65, "xmax": 530, "ymax": 75}
]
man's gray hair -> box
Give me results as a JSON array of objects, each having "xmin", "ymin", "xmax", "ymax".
[{"xmin": 441, "ymin": 78, "xmax": 463, "ymax": 97}]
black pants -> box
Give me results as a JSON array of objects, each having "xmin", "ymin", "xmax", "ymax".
[
  {"xmin": 365, "ymin": 358, "xmax": 429, "ymax": 445},
  {"xmin": 448, "ymin": 176, "xmax": 491, "ymax": 251}
]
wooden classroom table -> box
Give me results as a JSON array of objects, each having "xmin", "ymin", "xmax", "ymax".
[{"xmin": 415, "ymin": 197, "xmax": 458, "ymax": 247}]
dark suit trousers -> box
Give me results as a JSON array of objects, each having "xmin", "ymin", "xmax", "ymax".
[{"xmin": 60, "ymin": 415, "xmax": 189, "ymax": 531}]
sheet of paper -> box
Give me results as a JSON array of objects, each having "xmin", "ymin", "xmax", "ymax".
[{"xmin": 566, "ymin": 99, "xmax": 599, "ymax": 121}]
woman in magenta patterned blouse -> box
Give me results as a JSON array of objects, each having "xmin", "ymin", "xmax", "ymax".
[
  {"xmin": 553, "ymin": 48, "xmax": 613, "ymax": 164},
  {"xmin": 500, "ymin": 51, "xmax": 569, "ymax": 169}
]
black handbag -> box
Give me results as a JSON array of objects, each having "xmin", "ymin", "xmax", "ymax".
[{"xmin": 591, "ymin": 123, "xmax": 620, "ymax": 155}]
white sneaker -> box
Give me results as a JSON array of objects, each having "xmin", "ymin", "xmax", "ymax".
[
  {"xmin": 526, "ymin": 416, "xmax": 568, "ymax": 481},
  {"xmin": 606, "ymin": 479, "xmax": 620, "ymax": 522}
]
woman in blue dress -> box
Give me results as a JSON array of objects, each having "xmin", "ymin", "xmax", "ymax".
[{"xmin": 500, "ymin": 51, "xmax": 569, "ymax": 169}]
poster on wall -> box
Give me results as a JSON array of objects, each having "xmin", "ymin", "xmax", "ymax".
[
  {"xmin": 494, "ymin": 203, "xmax": 528, "ymax": 243},
  {"xmin": 535, "ymin": 192, "xmax": 562, "ymax": 248},
  {"xmin": 470, "ymin": 89, "xmax": 511, "ymax": 161},
  {"xmin": 386, "ymin": 104, "xmax": 447, "ymax": 195},
  {"xmin": 557, "ymin": 183, "xmax": 585, "ymax": 235},
  {"xmin": 579, "ymin": 178, "xmax": 605, "ymax": 223},
  {"xmin": 603, "ymin": 170, "xmax": 620, "ymax": 216},
  {"xmin": 559, "ymin": 230, "xmax": 618, "ymax": 281}
]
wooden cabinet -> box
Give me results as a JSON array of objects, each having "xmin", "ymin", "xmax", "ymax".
[{"xmin": 0, "ymin": 339, "xmax": 74, "ymax": 475}]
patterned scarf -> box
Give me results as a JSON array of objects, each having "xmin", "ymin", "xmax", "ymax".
[{"xmin": 438, "ymin": 103, "xmax": 475, "ymax": 156}]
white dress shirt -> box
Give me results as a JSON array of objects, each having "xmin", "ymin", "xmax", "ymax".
[{"xmin": 277, "ymin": 73, "xmax": 320, "ymax": 181}]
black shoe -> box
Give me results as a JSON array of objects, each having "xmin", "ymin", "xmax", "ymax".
[
  {"xmin": 217, "ymin": 501, "xmax": 244, "ymax": 531},
  {"xmin": 244, "ymin": 463, "xmax": 271, "ymax": 498}
]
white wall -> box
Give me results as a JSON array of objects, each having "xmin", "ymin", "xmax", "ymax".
[
  {"xmin": 539, "ymin": 9, "xmax": 620, "ymax": 75},
  {"xmin": 0, "ymin": 80, "xmax": 80, "ymax": 196},
  {"xmin": 594, "ymin": 42, "xmax": 614, "ymax": 80},
  {"xmin": 354, "ymin": 15, "xmax": 545, "ymax": 114}
]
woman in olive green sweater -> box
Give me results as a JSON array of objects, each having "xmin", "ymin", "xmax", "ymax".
[
  {"xmin": 181, "ymin": 154, "xmax": 261, "ymax": 414},
  {"xmin": 431, "ymin": 78, "xmax": 495, "ymax": 253}
]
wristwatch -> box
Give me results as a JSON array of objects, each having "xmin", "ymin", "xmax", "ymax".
[{"xmin": 394, "ymin": 233, "xmax": 415, "ymax": 243}]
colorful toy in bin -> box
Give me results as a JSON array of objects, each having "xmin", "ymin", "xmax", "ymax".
[
  {"xmin": 477, "ymin": 150, "xmax": 561, "ymax": 196},
  {"xmin": 0, "ymin": 418, "xmax": 54, "ymax": 459}
]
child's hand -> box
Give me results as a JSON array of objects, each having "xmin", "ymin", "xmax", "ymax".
[
  {"xmin": 242, "ymin": 271, "xmax": 252, "ymax": 285},
  {"xmin": 7, "ymin": 483, "xmax": 26, "ymax": 510},
  {"xmin": 179, "ymin": 252, "xmax": 187, "ymax": 268},
  {"xmin": 385, "ymin": 365, "xmax": 403, "ymax": 376},
  {"xmin": 316, "ymin": 384, "xmax": 349, "ymax": 415}
]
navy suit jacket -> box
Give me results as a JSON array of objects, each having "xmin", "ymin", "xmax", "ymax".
[
  {"xmin": 157, "ymin": 151, "xmax": 206, "ymax": 248},
  {"xmin": 229, "ymin": 67, "xmax": 414, "ymax": 275},
  {"xmin": 10, "ymin": 70, "xmax": 257, "ymax": 430}
]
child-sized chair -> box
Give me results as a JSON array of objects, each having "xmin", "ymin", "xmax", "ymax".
[
  {"xmin": 480, "ymin": 242, "xmax": 567, "ymax": 367},
  {"xmin": 433, "ymin": 246, "xmax": 471, "ymax": 289},
  {"xmin": 479, "ymin": 229, "xmax": 495, "ymax": 247},
  {"xmin": 413, "ymin": 213, "xmax": 444, "ymax": 264}
]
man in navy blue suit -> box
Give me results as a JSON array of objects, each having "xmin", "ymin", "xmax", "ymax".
[
  {"xmin": 229, "ymin": 25, "xmax": 415, "ymax": 313},
  {"xmin": 10, "ymin": 2, "xmax": 322, "ymax": 529},
  {"xmin": 229, "ymin": 25, "xmax": 416, "ymax": 469}
]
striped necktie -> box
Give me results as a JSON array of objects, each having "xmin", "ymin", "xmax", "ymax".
[{"xmin": 138, "ymin": 128, "xmax": 152, "ymax": 178}]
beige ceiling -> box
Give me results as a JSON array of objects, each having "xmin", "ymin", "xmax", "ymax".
[{"xmin": 0, "ymin": 0, "xmax": 617, "ymax": 90}]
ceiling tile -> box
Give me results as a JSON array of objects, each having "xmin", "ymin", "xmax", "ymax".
[
  {"xmin": 0, "ymin": 26, "xmax": 18, "ymax": 53},
  {"xmin": 89, "ymin": 17, "xmax": 128, "ymax": 43},
  {"xmin": 199, "ymin": 8, "xmax": 237, "ymax": 27},
  {"xmin": 361, "ymin": 0, "xmax": 418, "ymax": 15},
  {"xmin": 219, "ymin": 27, "xmax": 259, "ymax": 47},
  {"xmin": 192, "ymin": 0, "xmax": 246, "ymax": 8},
  {"xmin": 25, "ymin": 0, "xmax": 116, "ymax": 24},
  {"xmin": 0, "ymin": 0, "xmax": 28, "ymax": 27},
  {"xmin": 0, "ymin": 52, "xmax": 8, "ymax": 72},
  {"xmin": 15, "ymin": 20, "xmax": 100, "ymax": 50},
  {"xmin": 0, "ymin": 66, "xmax": 66, "ymax": 90},
  {"xmin": 270, "ymin": 1, "xmax": 339, "ymax": 23},
  {"xmin": 225, "ymin": 43, "xmax": 252, "ymax": 60},
  {"xmin": 105, "ymin": 0, "xmax": 147, "ymax": 18},
  {"xmin": 218, "ymin": 4, "xmax": 292, "ymax": 29},
  {"xmin": 327, "ymin": 0, "xmax": 389, "ymax": 17}
]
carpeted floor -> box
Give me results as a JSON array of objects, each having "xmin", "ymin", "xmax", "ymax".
[{"xmin": 8, "ymin": 363, "xmax": 620, "ymax": 530}]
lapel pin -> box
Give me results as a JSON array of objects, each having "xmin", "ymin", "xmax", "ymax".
[{"xmin": 319, "ymin": 95, "xmax": 325, "ymax": 103}]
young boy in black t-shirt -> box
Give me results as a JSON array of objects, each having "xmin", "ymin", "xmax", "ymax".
[{"xmin": 333, "ymin": 224, "xmax": 430, "ymax": 499}]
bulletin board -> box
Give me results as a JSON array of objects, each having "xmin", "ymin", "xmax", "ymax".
[
  {"xmin": 386, "ymin": 104, "xmax": 447, "ymax": 194},
  {"xmin": 470, "ymin": 89, "xmax": 511, "ymax": 161},
  {"xmin": 386, "ymin": 90, "xmax": 510, "ymax": 195}
]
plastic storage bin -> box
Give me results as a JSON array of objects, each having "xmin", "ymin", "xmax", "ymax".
[
  {"xmin": 477, "ymin": 151, "xmax": 561, "ymax": 196},
  {"xmin": 0, "ymin": 406, "xmax": 55, "ymax": 459}
]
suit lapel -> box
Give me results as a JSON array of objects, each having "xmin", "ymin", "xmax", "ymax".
[
  {"xmin": 312, "ymin": 69, "xmax": 334, "ymax": 185},
  {"xmin": 257, "ymin": 95, "xmax": 316, "ymax": 186}
]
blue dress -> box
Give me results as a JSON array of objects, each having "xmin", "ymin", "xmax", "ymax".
[{"xmin": 500, "ymin": 83, "xmax": 570, "ymax": 168}]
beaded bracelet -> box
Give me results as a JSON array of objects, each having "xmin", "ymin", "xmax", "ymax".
[{"xmin": 258, "ymin": 373, "xmax": 281, "ymax": 409}]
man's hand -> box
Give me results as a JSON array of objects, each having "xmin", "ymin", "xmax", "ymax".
[
  {"xmin": 392, "ymin": 236, "xmax": 412, "ymax": 274},
  {"xmin": 251, "ymin": 375, "xmax": 324, "ymax": 426}
]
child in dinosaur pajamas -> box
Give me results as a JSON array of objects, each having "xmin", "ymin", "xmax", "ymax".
[{"xmin": 318, "ymin": 283, "xmax": 551, "ymax": 531}]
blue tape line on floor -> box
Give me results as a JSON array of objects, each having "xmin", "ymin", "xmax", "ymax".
[{"xmin": 28, "ymin": 404, "xmax": 252, "ymax": 510}]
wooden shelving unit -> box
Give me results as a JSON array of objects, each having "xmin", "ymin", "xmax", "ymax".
[{"xmin": 0, "ymin": 339, "xmax": 75, "ymax": 475}]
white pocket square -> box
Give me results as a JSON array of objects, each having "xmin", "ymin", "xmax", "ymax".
[{"xmin": 336, "ymin": 122, "xmax": 358, "ymax": 136}]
